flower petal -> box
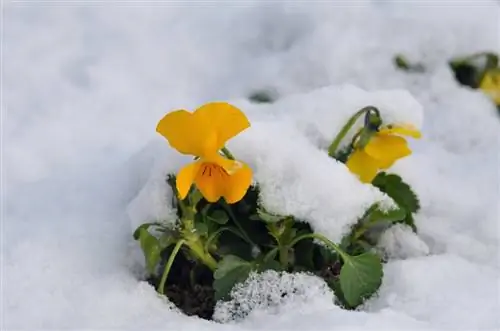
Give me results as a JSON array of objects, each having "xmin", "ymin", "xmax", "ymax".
[
  {"xmin": 194, "ymin": 102, "xmax": 250, "ymax": 150},
  {"xmin": 346, "ymin": 150, "xmax": 380, "ymax": 183},
  {"xmin": 364, "ymin": 134, "xmax": 411, "ymax": 162},
  {"xmin": 156, "ymin": 109, "xmax": 212, "ymax": 156},
  {"xmin": 223, "ymin": 162, "xmax": 253, "ymax": 204},
  {"xmin": 206, "ymin": 153, "xmax": 244, "ymax": 175},
  {"xmin": 195, "ymin": 163, "xmax": 227, "ymax": 203},
  {"xmin": 480, "ymin": 69, "xmax": 500, "ymax": 105},
  {"xmin": 378, "ymin": 124, "xmax": 422, "ymax": 139},
  {"xmin": 176, "ymin": 161, "xmax": 202, "ymax": 200}
]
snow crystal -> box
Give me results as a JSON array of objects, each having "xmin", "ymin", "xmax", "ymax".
[{"xmin": 213, "ymin": 270, "xmax": 334, "ymax": 324}]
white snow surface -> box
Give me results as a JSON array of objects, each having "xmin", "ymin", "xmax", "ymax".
[{"xmin": 3, "ymin": 1, "xmax": 500, "ymax": 330}]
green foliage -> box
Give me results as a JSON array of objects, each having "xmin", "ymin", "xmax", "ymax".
[
  {"xmin": 133, "ymin": 180, "xmax": 392, "ymax": 316},
  {"xmin": 339, "ymin": 253, "xmax": 383, "ymax": 308},
  {"xmin": 449, "ymin": 52, "xmax": 498, "ymax": 88},
  {"xmin": 136, "ymin": 227, "xmax": 163, "ymax": 275},
  {"xmin": 213, "ymin": 255, "xmax": 253, "ymax": 301},
  {"xmin": 393, "ymin": 54, "xmax": 425, "ymax": 73},
  {"xmin": 134, "ymin": 111, "xmax": 423, "ymax": 319},
  {"xmin": 248, "ymin": 89, "xmax": 278, "ymax": 104},
  {"xmin": 372, "ymin": 172, "xmax": 420, "ymax": 231}
]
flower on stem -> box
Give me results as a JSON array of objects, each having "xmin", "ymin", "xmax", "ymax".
[
  {"xmin": 346, "ymin": 124, "xmax": 421, "ymax": 183},
  {"xmin": 156, "ymin": 102, "xmax": 252, "ymax": 204}
]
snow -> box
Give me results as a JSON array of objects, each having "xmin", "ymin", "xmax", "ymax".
[{"xmin": 3, "ymin": 1, "xmax": 500, "ymax": 330}]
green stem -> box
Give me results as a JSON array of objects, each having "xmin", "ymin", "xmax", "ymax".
[
  {"xmin": 289, "ymin": 233, "xmax": 350, "ymax": 262},
  {"xmin": 351, "ymin": 203, "xmax": 379, "ymax": 241},
  {"xmin": 204, "ymin": 226, "xmax": 251, "ymax": 252},
  {"xmin": 221, "ymin": 146, "xmax": 235, "ymax": 160},
  {"xmin": 158, "ymin": 239, "xmax": 185, "ymax": 295},
  {"xmin": 327, "ymin": 106, "xmax": 380, "ymax": 158},
  {"xmin": 278, "ymin": 245, "xmax": 288, "ymax": 268},
  {"xmin": 267, "ymin": 222, "xmax": 289, "ymax": 268},
  {"xmin": 185, "ymin": 240, "xmax": 218, "ymax": 271},
  {"xmin": 222, "ymin": 202, "xmax": 258, "ymax": 248}
]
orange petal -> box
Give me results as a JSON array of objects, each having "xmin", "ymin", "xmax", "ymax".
[
  {"xmin": 176, "ymin": 161, "xmax": 202, "ymax": 200},
  {"xmin": 223, "ymin": 162, "xmax": 253, "ymax": 204},
  {"xmin": 204, "ymin": 153, "xmax": 244, "ymax": 175},
  {"xmin": 195, "ymin": 163, "xmax": 227, "ymax": 203},
  {"xmin": 193, "ymin": 102, "xmax": 250, "ymax": 151},
  {"xmin": 156, "ymin": 109, "xmax": 213, "ymax": 157}
]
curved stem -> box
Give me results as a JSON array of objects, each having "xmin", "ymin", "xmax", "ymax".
[
  {"xmin": 289, "ymin": 233, "xmax": 349, "ymax": 262},
  {"xmin": 158, "ymin": 239, "xmax": 185, "ymax": 295},
  {"xmin": 185, "ymin": 240, "xmax": 218, "ymax": 271},
  {"xmin": 328, "ymin": 106, "xmax": 380, "ymax": 158},
  {"xmin": 221, "ymin": 146, "xmax": 235, "ymax": 160},
  {"xmin": 204, "ymin": 226, "xmax": 251, "ymax": 252},
  {"xmin": 222, "ymin": 202, "xmax": 258, "ymax": 248}
]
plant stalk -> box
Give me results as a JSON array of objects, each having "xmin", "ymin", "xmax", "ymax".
[
  {"xmin": 289, "ymin": 233, "xmax": 350, "ymax": 262},
  {"xmin": 158, "ymin": 239, "xmax": 185, "ymax": 295},
  {"xmin": 327, "ymin": 106, "xmax": 380, "ymax": 158}
]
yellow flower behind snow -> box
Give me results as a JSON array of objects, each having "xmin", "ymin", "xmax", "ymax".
[
  {"xmin": 346, "ymin": 124, "xmax": 421, "ymax": 183},
  {"xmin": 156, "ymin": 102, "xmax": 252, "ymax": 204},
  {"xmin": 480, "ymin": 69, "xmax": 500, "ymax": 105}
]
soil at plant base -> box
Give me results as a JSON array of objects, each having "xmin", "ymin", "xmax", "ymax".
[
  {"xmin": 147, "ymin": 258, "xmax": 341, "ymax": 321},
  {"xmin": 147, "ymin": 251, "xmax": 216, "ymax": 320}
]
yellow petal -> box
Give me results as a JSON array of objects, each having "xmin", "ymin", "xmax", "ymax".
[
  {"xmin": 480, "ymin": 70, "xmax": 500, "ymax": 105},
  {"xmin": 376, "ymin": 157, "xmax": 396, "ymax": 170},
  {"xmin": 346, "ymin": 150, "xmax": 380, "ymax": 183},
  {"xmin": 223, "ymin": 162, "xmax": 253, "ymax": 204},
  {"xmin": 156, "ymin": 109, "xmax": 213, "ymax": 157},
  {"xmin": 195, "ymin": 163, "xmax": 227, "ymax": 203},
  {"xmin": 193, "ymin": 102, "xmax": 250, "ymax": 151},
  {"xmin": 364, "ymin": 134, "xmax": 411, "ymax": 163},
  {"xmin": 378, "ymin": 124, "xmax": 422, "ymax": 139},
  {"xmin": 205, "ymin": 153, "xmax": 244, "ymax": 175},
  {"xmin": 176, "ymin": 161, "xmax": 202, "ymax": 200}
]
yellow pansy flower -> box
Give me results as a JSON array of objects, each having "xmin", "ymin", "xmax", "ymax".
[
  {"xmin": 480, "ymin": 69, "xmax": 500, "ymax": 105},
  {"xmin": 346, "ymin": 124, "xmax": 421, "ymax": 183},
  {"xmin": 156, "ymin": 102, "xmax": 252, "ymax": 204}
]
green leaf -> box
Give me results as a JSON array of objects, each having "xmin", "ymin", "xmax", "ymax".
[
  {"xmin": 249, "ymin": 214, "xmax": 261, "ymax": 221},
  {"xmin": 133, "ymin": 223, "xmax": 155, "ymax": 240},
  {"xmin": 213, "ymin": 255, "xmax": 253, "ymax": 301},
  {"xmin": 248, "ymin": 89, "xmax": 277, "ymax": 104},
  {"xmin": 258, "ymin": 259, "xmax": 282, "ymax": 272},
  {"xmin": 372, "ymin": 173, "xmax": 420, "ymax": 231},
  {"xmin": 373, "ymin": 173, "xmax": 420, "ymax": 213},
  {"xmin": 207, "ymin": 210, "xmax": 229, "ymax": 225},
  {"xmin": 339, "ymin": 253, "xmax": 383, "ymax": 308},
  {"xmin": 194, "ymin": 220, "xmax": 208, "ymax": 237},
  {"xmin": 393, "ymin": 54, "xmax": 425, "ymax": 73},
  {"xmin": 136, "ymin": 228, "xmax": 162, "ymax": 275},
  {"xmin": 256, "ymin": 208, "xmax": 283, "ymax": 223},
  {"xmin": 369, "ymin": 206, "xmax": 407, "ymax": 224}
]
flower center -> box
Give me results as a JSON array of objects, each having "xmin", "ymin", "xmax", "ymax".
[{"xmin": 200, "ymin": 163, "xmax": 229, "ymax": 178}]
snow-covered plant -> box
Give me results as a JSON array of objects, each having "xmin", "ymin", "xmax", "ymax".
[
  {"xmin": 396, "ymin": 51, "xmax": 500, "ymax": 112},
  {"xmin": 133, "ymin": 101, "xmax": 422, "ymax": 319}
]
